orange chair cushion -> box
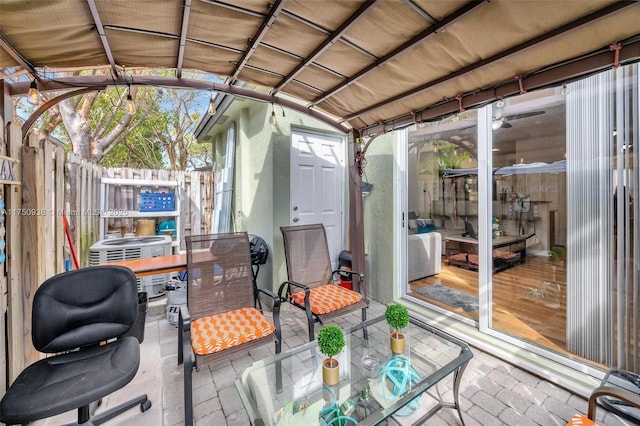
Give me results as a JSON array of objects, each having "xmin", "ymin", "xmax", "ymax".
[
  {"xmin": 190, "ymin": 307, "xmax": 275, "ymax": 355},
  {"xmin": 566, "ymin": 414, "xmax": 596, "ymax": 426},
  {"xmin": 290, "ymin": 284, "xmax": 362, "ymax": 315}
]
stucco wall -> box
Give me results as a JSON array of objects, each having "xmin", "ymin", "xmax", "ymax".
[
  {"xmin": 362, "ymin": 133, "xmax": 396, "ymax": 303},
  {"xmin": 208, "ymin": 101, "xmax": 346, "ymax": 296},
  {"xmin": 210, "ymin": 105, "xmax": 399, "ymax": 304}
]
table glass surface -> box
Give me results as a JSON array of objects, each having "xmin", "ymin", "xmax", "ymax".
[{"xmin": 235, "ymin": 314, "xmax": 472, "ymax": 426}]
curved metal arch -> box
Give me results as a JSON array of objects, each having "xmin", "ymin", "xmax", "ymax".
[
  {"xmin": 12, "ymin": 75, "xmax": 350, "ymax": 138},
  {"xmin": 22, "ymin": 87, "xmax": 106, "ymax": 140}
]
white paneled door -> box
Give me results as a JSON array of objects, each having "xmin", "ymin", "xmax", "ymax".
[{"xmin": 290, "ymin": 130, "xmax": 345, "ymax": 269}]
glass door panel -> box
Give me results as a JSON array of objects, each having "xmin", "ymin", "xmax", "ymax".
[
  {"xmin": 489, "ymin": 89, "xmax": 568, "ymax": 351},
  {"xmin": 407, "ymin": 111, "xmax": 479, "ymax": 321}
]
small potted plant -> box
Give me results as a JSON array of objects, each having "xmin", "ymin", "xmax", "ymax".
[
  {"xmin": 317, "ymin": 325, "xmax": 345, "ymax": 386},
  {"xmin": 385, "ymin": 304, "xmax": 409, "ymax": 354}
]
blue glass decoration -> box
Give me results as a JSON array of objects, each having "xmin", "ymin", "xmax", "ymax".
[
  {"xmin": 377, "ymin": 355, "xmax": 422, "ymax": 416},
  {"xmin": 318, "ymin": 386, "xmax": 357, "ymax": 426}
]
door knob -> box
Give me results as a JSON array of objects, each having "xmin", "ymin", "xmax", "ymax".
[{"xmin": 293, "ymin": 217, "xmax": 299, "ymax": 223}]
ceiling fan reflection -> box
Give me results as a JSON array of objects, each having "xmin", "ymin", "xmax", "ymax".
[{"xmin": 493, "ymin": 110, "xmax": 545, "ymax": 129}]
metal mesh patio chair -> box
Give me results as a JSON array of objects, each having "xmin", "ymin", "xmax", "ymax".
[
  {"xmin": 596, "ymin": 369, "xmax": 640, "ymax": 423},
  {"xmin": 566, "ymin": 381, "xmax": 640, "ymax": 426},
  {"xmin": 178, "ymin": 232, "xmax": 281, "ymax": 426},
  {"xmin": 279, "ymin": 223, "xmax": 368, "ymax": 341}
]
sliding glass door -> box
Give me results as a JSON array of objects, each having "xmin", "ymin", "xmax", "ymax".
[
  {"xmin": 406, "ymin": 111, "xmax": 479, "ymax": 322},
  {"xmin": 404, "ymin": 63, "xmax": 639, "ymax": 372},
  {"xmin": 562, "ymin": 65, "xmax": 639, "ymax": 370},
  {"xmin": 489, "ymin": 88, "xmax": 568, "ymax": 351},
  {"xmin": 488, "ymin": 66, "xmax": 639, "ymax": 371}
]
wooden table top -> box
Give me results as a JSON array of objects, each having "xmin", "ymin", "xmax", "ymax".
[
  {"xmin": 445, "ymin": 231, "xmax": 535, "ymax": 247},
  {"xmin": 101, "ymin": 254, "xmax": 187, "ymax": 278}
]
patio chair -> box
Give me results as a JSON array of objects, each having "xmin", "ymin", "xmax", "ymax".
[
  {"xmin": 178, "ymin": 232, "xmax": 282, "ymax": 426},
  {"xmin": 0, "ymin": 266, "xmax": 151, "ymax": 425},
  {"xmin": 566, "ymin": 381, "xmax": 640, "ymax": 426},
  {"xmin": 596, "ymin": 369, "xmax": 640, "ymax": 423},
  {"xmin": 279, "ymin": 223, "xmax": 368, "ymax": 341}
]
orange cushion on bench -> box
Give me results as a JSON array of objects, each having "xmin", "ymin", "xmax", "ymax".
[
  {"xmin": 290, "ymin": 284, "xmax": 362, "ymax": 315},
  {"xmin": 566, "ymin": 413, "xmax": 596, "ymax": 426},
  {"xmin": 191, "ymin": 307, "xmax": 275, "ymax": 355}
]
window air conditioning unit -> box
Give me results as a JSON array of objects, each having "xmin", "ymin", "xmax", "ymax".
[{"xmin": 89, "ymin": 235, "xmax": 173, "ymax": 298}]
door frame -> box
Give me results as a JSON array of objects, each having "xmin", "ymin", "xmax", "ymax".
[{"xmin": 290, "ymin": 128, "xmax": 346, "ymax": 268}]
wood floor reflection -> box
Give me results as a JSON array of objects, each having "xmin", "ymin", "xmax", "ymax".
[{"xmin": 409, "ymin": 256, "xmax": 569, "ymax": 353}]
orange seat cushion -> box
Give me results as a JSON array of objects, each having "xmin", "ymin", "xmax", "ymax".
[
  {"xmin": 290, "ymin": 284, "xmax": 362, "ymax": 315},
  {"xmin": 566, "ymin": 414, "xmax": 596, "ymax": 426},
  {"xmin": 191, "ymin": 307, "xmax": 275, "ymax": 355}
]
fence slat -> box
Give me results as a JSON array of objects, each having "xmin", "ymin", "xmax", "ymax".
[
  {"xmin": 6, "ymin": 123, "xmax": 23, "ymax": 382},
  {"xmin": 43, "ymin": 142, "xmax": 54, "ymax": 279},
  {"xmin": 21, "ymin": 136, "xmax": 46, "ymax": 367},
  {"xmin": 55, "ymin": 147, "xmax": 65, "ymax": 273}
]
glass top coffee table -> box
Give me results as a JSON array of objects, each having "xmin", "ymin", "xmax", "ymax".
[{"xmin": 235, "ymin": 314, "xmax": 473, "ymax": 425}]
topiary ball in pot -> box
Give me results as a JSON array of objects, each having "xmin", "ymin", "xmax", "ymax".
[
  {"xmin": 317, "ymin": 325, "xmax": 345, "ymax": 386},
  {"xmin": 385, "ymin": 304, "xmax": 409, "ymax": 354}
]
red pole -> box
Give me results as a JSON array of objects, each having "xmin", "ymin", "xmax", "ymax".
[{"xmin": 62, "ymin": 215, "xmax": 80, "ymax": 270}]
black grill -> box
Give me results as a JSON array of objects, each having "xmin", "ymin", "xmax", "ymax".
[{"xmin": 249, "ymin": 235, "xmax": 269, "ymax": 265}]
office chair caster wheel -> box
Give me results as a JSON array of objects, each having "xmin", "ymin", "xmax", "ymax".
[{"xmin": 140, "ymin": 400, "xmax": 152, "ymax": 412}]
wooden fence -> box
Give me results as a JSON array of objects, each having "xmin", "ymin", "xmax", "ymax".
[{"xmin": 0, "ymin": 117, "xmax": 214, "ymax": 385}]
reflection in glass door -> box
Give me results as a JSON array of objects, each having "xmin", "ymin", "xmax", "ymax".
[
  {"xmin": 489, "ymin": 89, "xmax": 568, "ymax": 350},
  {"xmin": 406, "ymin": 111, "xmax": 479, "ymax": 321},
  {"xmin": 405, "ymin": 64, "xmax": 639, "ymax": 373}
]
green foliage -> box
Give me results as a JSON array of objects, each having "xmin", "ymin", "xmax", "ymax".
[
  {"xmin": 20, "ymin": 69, "xmax": 212, "ymax": 170},
  {"xmin": 436, "ymin": 143, "xmax": 470, "ymax": 173},
  {"xmin": 317, "ymin": 325, "xmax": 345, "ymax": 360},
  {"xmin": 385, "ymin": 304, "xmax": 409, "ymax": 333},
  {"xmin": 549, "ymin": 245, "xmax": 566, "ymax": 260}
]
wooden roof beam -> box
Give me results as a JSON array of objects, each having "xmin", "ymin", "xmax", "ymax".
[
  {"xmin": 0, "ymin": 33, "xmax": 36, "ymax": 76},
  {"xmin": 201, "ymin": 0, "xmax": 378, "ymax": 62},
  {"xmin": 176, "ymin": 0, "xmax": 192, "ymax": 78},
  {"xmin": 229, "ymin": 0, "xmax": 288, "ymax": 85},
  {"xmin": 403, "ymin": 0, "xmax": 437, "ymax": 24},
  {"xmin": 344, "ymin": 1, "xmax": 636, "ymax": 123},
  {"xmin": 86, "ymin": 0, "xmax": 119, "ymax": 77},
  {"xmin": 280, "ymin": 9, "xmax": 377, "ymax": 60},
  {"xmin": 310, "ymin": 0, "xmax": 487, "ymax": 107},
  {"xmin": 359, "ymin": 37, "xmax": 640, "ymax": 137},
  {"xmin": 271, "ymin": 0, "xmax": 378, "ymax": 95}
]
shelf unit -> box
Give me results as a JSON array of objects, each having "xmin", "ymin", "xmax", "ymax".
[{"xmin": 99, "ymin": 177, "xmax": 181, "ymax": 250}]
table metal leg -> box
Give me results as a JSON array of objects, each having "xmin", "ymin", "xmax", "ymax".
[
  {"xmin": 408, "ymin": 360, "xmax": 470, "ymax": 426},
  {"xmin": 452, "ymin": 361, "xmax": 469, "ymax": 426}
]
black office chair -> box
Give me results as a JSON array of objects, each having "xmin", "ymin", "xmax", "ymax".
[{"xmin": 0, "ymin": 266, "xmax": 151, "ymax": 425}]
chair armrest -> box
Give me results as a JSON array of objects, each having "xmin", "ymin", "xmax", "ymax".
[
  {"xmin": 278, "ymin": 280, "xmax": 311, "ymax": 309},
  {"xmin": 332, "ymin": 269, "xmax": 365, "ymax": 282},
  {"xmin": 257, "ymin": 287, "xmax": 282, "ymax": 308},
  {"xmin": 179, "ymin": 305, "xmax": 191, "ymax": 331},
  {"xmin": 332, "ymin": 269, "xmax": 366, "ymax": 298},
  {"xmin": 588, "ymin": 385, "xmax": 640, "ymax": 419},
  {"xmin": 278, "ymin": 280, "xmax": 310, "ymax": 298},
  {"xmin": 178, "ymin": 305, "xmax": 192, "ymax": 365},
  {"xmin": 257, "ymin": 288, "xmax": 282, "ymax": 354},
  {"xmin": 255, "ymin": 287, "xmax": 282, "ymax": 313}
]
